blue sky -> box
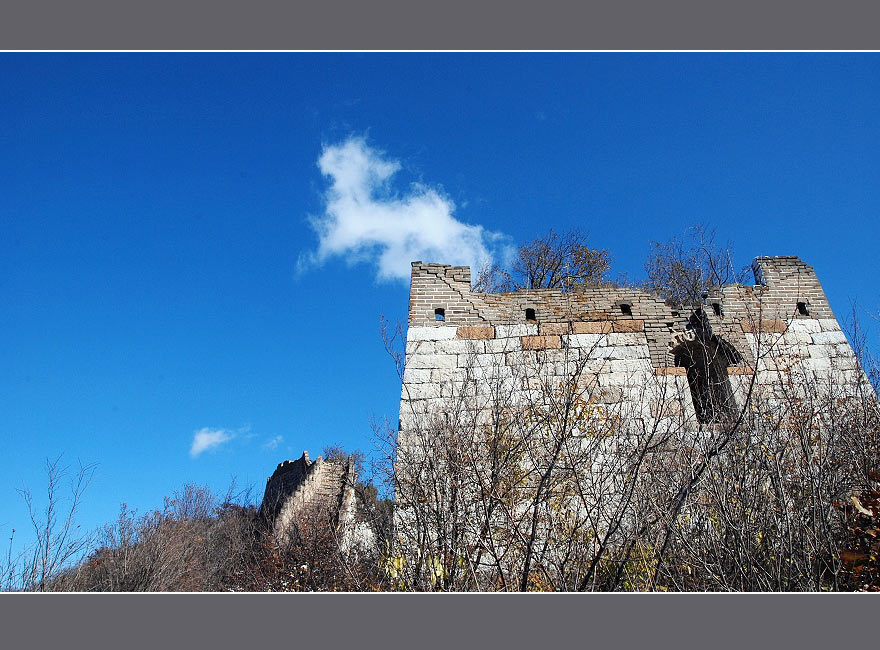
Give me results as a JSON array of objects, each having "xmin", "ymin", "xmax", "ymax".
[{"xmin": 2, "ymin": 53, "xmax": 879, "ymax": 552}]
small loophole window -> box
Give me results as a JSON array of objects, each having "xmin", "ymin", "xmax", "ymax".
[
  {"xmin": 525, "ymin": 308, "xmax": 536, "ymax": 321},
  {"xmin": 434, "ymin": 308, "xmax": 445, "ymax": 321},
  {"xmin": 620, "ymin": 303, "xmax": 632, "ymax": 316},
  {"xmin": 712, "ymin": 302, "xmax": 723, "ymax": 317},
  {"xmin": 797, "ymin": 301, "xmax": 809, "ymax": 316}
]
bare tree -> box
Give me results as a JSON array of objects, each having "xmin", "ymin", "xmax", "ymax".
[
  {"xmin": 473, "ymin": 229, "xmax": 611, "ymax": 293},
  {"xmin": 472, "ymin": 261, "xmax": 514, "ymax": 294},
  {"xmin": 9, "ymin": 457, "xmax": 97, "ymax": 591},
  {"xmin": 645, "ymin": 225, "xmax": 750, "ymax": 307}
]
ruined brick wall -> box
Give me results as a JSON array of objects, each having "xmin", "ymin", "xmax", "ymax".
[
  {"xmin": 261, "ymin": 451, "xmax": 361, "ymax": 548},
  {"xmin": 400, "ymin": 256, "xmax": 867, "ymax": 435}
]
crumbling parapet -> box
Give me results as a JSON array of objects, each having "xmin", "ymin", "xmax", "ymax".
[
  {"xmin": 260, "ymin": 451, "xmax": 318, "ymax": 521},
  {"xmin": 405, "ymin": 256, "xmax": 839, "ymax": 364},
  {"xmin": 399, "ymin": 255, "xmax": 871, "ymax": 435},
  {"xmin": 261, "ymin": 451, "xmax": 365, "ymax": 551}
]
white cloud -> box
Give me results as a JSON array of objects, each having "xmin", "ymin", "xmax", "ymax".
[
  {"xmin": 190, "ymin": 428, "xmax": 235, "ymax": 458},
  {"xmin": 263, "ymin": 435, "xmax": 284, "ymax": 451},
  {"xmin": 300, "ymin": 136, "xmax": 511, "ymax": 282}
]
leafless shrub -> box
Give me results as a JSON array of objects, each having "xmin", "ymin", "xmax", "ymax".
[
  {"xmin": 385, "ymin": 223, "xmax": 880, "ymax": 591},
  {"xmin": 0, "ymin": 458, "xmax": 97, "ymax": 592},
  {"xmin": 645, "ymin": 224, "xmax": 750, "ymax": 307},
  {"xmin": 473, "ymin": 229, "xmax": 611, "ymax": 293},
  {"xmin": 384, "ymin": 320, "xmax": 699, "ymax": 591}
]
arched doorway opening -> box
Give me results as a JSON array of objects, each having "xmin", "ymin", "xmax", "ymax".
[{"xmin": 670, "ymin": 310, "xmax": 741, "ymax": 425}]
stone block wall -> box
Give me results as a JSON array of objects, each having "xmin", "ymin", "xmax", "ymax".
[{"xmin": 400, "ymin": 256, "xmax": 869, "ymax": 436}]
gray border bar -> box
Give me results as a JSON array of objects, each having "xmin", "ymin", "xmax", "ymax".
[
  {"xmin": 2, "ymin": 0, "xmax": 880, "ymax": 50},
  {"xmin": 2, "ymin": 593, "xmax": 878, "ymax": 647}
]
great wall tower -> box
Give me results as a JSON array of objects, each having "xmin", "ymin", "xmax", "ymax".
[{"xmin": 397, "ymin": 256, "xmax": 868, "ymax": 438}]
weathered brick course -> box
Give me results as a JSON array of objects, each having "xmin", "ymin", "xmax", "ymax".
[
  {"xmin": 457, "ymin": 326, "xmax": 495, "ymax": 339},
  {"xmin": 572, "ymin": 321, "xmax": 613, "ymax": 334},
  {"xmin": 613, "ymin": 320, "xmax": 645, "ymax": 333},
  {"xmin": 741, "ymin": 319, "xmax": 788, "ymax": 334},
  {"xmin": 521, "ymin": 335, "xmax": 562, "ymax": 350}
]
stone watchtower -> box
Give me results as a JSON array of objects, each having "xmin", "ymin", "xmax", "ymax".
[{"xmin": 398, "ymin": 256, "xmax": 867, "ymax": 439}]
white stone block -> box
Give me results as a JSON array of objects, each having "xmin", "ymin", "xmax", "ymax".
[
  {"xmin": 832, "ymin": 356, "xmax": 857, "ymax": 370},
  {"xmin": 541, "ymin": 349, "xmax": 579, "ymax": 364},
  {"xmin": 804, "ymin": 357, "xmax": 832, "ymax": 371},
  {"xmin": 470, "ymin": 364, "xmax": 513, "ymax": 381},
  {"xmin": 440, "ymin": 382, "xmax": 466, "ymax": 399},
  {"xmin": 610, "ymin": 360, "xmax": 651, "ymax": 373},
  {"xmin": 744, "ymin": 333, "xmax": 760, "ymax": 358},
  {"xmin": 523, "ymin": 376, "xmax": 547, "ymax": 391},
  {"xmin": 431, "ymin": 368, "xmax": 459, "ymax": 384},
  {"xmin": 788, "ymin": 319, "xmax": 822, "ymax": 334},
  {"xmin": 808, "ymin": 344, "xmax": 831, "ymax": 359},
  {"xmin": 782, "ymin": 331, "xmax": 812, "ymax": 346},
  {"xmin": 773, "ymin": 343, "xmax": 809, "ymax": 359},
  {"xmin": 495, "ymin": 324, "xmax": 538, "ymax": 338},
  {"xmin": 484, "ymin": 337, "xmax": 522, "ymax": 353},
  {"xmin": 436, "ymin": 339, "xmax": 485, "ymax": 355},
  {"xmin": 403, "ymin": 368, "xmax": 432, "ymax": 384},
  {"xmin": 728, "ymin": 376, "xmax": 754, "ymax": 394},
  {"xmin": 406, "ymin": 326, "xmax": 458, "ymax": 342},
  {"xmin": 811, "ymin": 330, "xmax": 847, "ymax": 345},
  {"xmin": 565, "ymin": 333, "xmax": 604, "ymax": 349},
  {"xmin": 464, "ymin": 352, "xmax": 506, "ymax": 368},
  {"xmin": 503, "ymin": 351, "xmax": 527, "ymax": 367},
  {"xmin": 582, "ymin": 359, "xmax": 611, "ymax": 374},
  {"xmin": 817, "ymin": 319, "xmax": 842, "ymax": 332},
  {"xmin": 550, "ymin": 362, "xmax": 581, "ymax": 376},
  {"xmin": 406, "ymin": 353, "xmax": 458, "ymax": 369},
  {"xmin": 584, "ymin": 346, "xmax": 615, "ymax": 359},
  {"xmin": 405, "ymin": 340, "xmax": 435, "ymax": 355},
  {"xmin": 757, "ymin": 359, "xmax": 777, "ymax": 372},
  {"xmin": 402, "ymin": 383, "xmax": 441, "ymax": 400},
  {"xmin": 399, "ymin": 399, "xmax": 430, "ymax": 415},
  {"xmin": 607, "ymin": 345, "xmax": 650, "ymax": 361},
  {"xmin": 592, "ymin": 386, "xmax": 623, "ymax": 403},
  {"xmin": 599, "ymin": 371, "xmax": 649, "ymax": 386},
  {"xmin": 606, "ymin": 333, "xmax": 645, "ymax": 346}
]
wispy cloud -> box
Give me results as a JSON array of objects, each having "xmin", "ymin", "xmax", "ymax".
[
  {"xmin": 190, "ymin": 428, "xmax": 235, "ymax": 458},
  {"xmin": 299, "ymin": 136, "xmax": 511, "ymax": 282},
  {"xmin": 262, "ymin": 435, "xmax": 284, "ymax": 451}
]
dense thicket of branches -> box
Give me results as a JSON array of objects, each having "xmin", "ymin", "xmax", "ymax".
[
  {"xmin": 384, "ymin": 318, "xmax": 880, "ymax": 591},
  {"xmin": 473, "ymin": 229, "xmax": 611, "ymax": 293},
  {"xmin": 644, "ymin": 225, "xmax": 750, "ymax": 306},
  {"xmin": 386, "ymin": 226, "xmax": 880, "ymax": 591},
  {"xmin": 2, "ymin": 473, "xmax": 392, "ymax": 592}
]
